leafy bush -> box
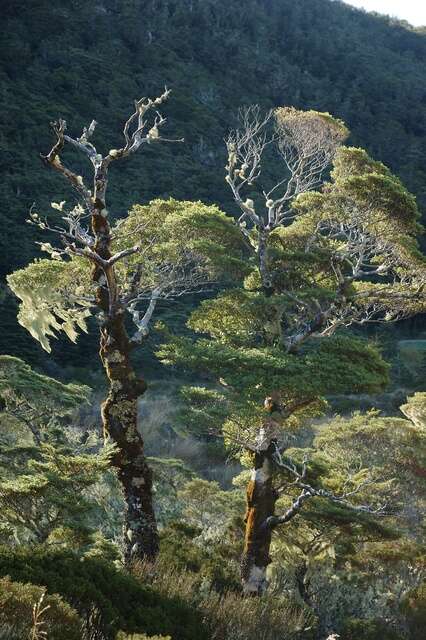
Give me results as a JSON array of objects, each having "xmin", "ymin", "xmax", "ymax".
[
  {"xmin": 159, "ymin": 521, "xmax": 242, "ymax": 592},
  {"xmin": 340, "ymin": 617, "xmax": 404, "ymax": 640},
  {"xmin": 0, "ymin": 546, "xmax": 206, "ymax": 640},
  {"xmin": 0, "ymin": 576, "xmax": 82, "ymax": 640},
  {"xmin": 400, "ymin": 582, "xmax": 426, "ymax": 640}
]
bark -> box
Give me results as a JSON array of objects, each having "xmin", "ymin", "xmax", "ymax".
[
  {"xmin": 241, "ymin": 437, "xmax": 278, "ymax": 595},
  {"xmin": 100, "ymin": 314, "xmax": 158, "ymax": 563},
  {"xmin": 258, "ymin": 228, "xmax": 273, "ymax": 295},
  {"xmin": 39, "ymin": 110, "xmax": 167, "ymax": 565},
  {"xmin": 91, "ymin": 167, "xmax": 158, "ymax": 564}
]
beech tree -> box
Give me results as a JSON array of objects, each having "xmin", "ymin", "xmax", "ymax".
[
  {"xmin": 159, "ymin": 107, "xmax": 426, "ymax": 593},
  {"xmin": 7, "ymin": 91, "xmax": 245, "ymax": 564},
  {"xmin": 0, "ymin": 356, "xmax": 112, "ymax": 545}
]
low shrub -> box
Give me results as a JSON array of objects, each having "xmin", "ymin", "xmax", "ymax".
[
  {"xmin": 159, "ymin": 521, "xmax": 241, "ymax": 592},
  {"xmin": 134, "ymin": 558, "xmax": 316, "ymax": 640},
  {"xmin": 340, "ymin": 617, "xmax": 404, "ymax": 640},
  {"xmin": 400, "ymin": 581, "xmax": 426, "ymax": 640},
  {"xmin": 0, "ymin": 576, "xmax": 82, "ymax": 640},
  {"xmin": 0, "ymin": 546, "xmax": 205, "ymax": 640}
]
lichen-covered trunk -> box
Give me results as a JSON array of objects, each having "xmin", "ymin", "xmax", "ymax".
[
  {"xmin": 258, "ymin": 229, "xmax": 273, "ymax": 294},
  {"xmin": 91, "ymin": 168, "xmax": 158, "ymax": 564},
  {"xmin": 100, "ymin": 314, "xmax": 158, "ymax": 564},
  {"xmin": 241, "ymin": 441, "xmax": 277, "ymax": 595}
]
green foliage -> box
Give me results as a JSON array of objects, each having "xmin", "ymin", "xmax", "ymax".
[
  {"xmin": 0, "ymin": 576, "xmax": 82, "ymax": 640},
  {"xmin": 134, "ymin": 556, "xmax": 316, "ymax": 640},
  {"xmin": 400, "ymin": 581, "xmax": 426, "ymax": 640},
  {"xmin": 0, "ymin": 357, "xmax": 117, "ymax": 545},
  {"xmin": 159, "ymin": 521, "xmax": 242, "ymax": 593},
  {"xmin": 0, "ymin": 441, "xmax": 115, "ymax": 544},
  {"xmin": 340, "ymin": 617, "xmax": 403, "ymax": 640},
  {"xmin": 177, "ymin": 478, "xmax": 244, "ymax": 536},
  {"xmin": 0, "ymin": 355, "xmax": 90, "ymax": 443},
  {"xmin": 0, "ymin": 546, "xmax": 206, "ymax": 640},
  {"xmin": 275, "ymin": 106, "xmax": 349, "ymax": 143},
  {"xmin": 160, "ymin": 332, "xmax": 389, "ymax": 422},
  {"xmin": 113, "ymin": 199, "xmax": 248, "ymax": 286},
  {"xmin": 2, "ymin": 0, "xmax": 426, "ymax": 364},
  {"xmin": 8, "ymin": 198, "xmax": 247, "ymax": 353}
]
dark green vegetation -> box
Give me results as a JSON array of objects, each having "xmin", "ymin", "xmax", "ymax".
[
  {"xmin": 0, "ymin": 547, "xmax": 205, "ymax": 640},
  {"xmin": 1, "ymin": 0, "xmax": 426, "ymax": 363}
]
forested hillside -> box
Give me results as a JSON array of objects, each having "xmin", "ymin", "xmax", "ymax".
[{"xmin": 1, "ymin": 0, "xmax": 426, "ymax": 363}]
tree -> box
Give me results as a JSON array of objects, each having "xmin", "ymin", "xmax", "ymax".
[
  {"xmin": 159, "ymin": 107, "xmax": 426, "ymax": 593},
  {"xmin": 0, "ymin": 355, "xmax": 89, "ymax": 445},
  {"xmin": 0, "ymin": 356, "xmax": 113, "ymax": 546},
  {"xmin": 7, "ymin": 92, "xmax": 246, "ymax": 564}
]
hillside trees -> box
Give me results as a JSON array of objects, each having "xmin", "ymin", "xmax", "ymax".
[
  {"xmin": 0, "ymin": 355, "xmax": 113, "ymax": 546},
  {"xmin": 7, "ymin": 92, "xmax": 246, "ymax": 564},
  {"xmin": 270, "ymin": 399, "xmax": 426, "ymax": 630},
  {"xmin": 159, "ymin": 108, "xmax": 426, "ymax": 593}
]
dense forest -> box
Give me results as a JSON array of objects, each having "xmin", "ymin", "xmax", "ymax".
[{"xmin": 0, "ymin": 1, "xmax": 425, "ymax": 639}]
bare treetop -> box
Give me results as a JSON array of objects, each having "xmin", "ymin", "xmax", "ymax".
[{"xmin": 225, "ymin": 105, "xmax": 348, "ymax": 236}]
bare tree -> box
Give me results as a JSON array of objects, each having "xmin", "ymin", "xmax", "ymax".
[
  {"xmin": 225, "ymin": 106, "xmax": 348, "ymax": 290},
  {"xmin": 8, "ymin": 90, "xmax": 227, "ymax": 564}
]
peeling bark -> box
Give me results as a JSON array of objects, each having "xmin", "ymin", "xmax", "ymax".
[{"xmin": 241, "ymin": 437, "xmax": 278, "ymax": 595}]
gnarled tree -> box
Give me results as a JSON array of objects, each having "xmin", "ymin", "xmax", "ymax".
[
  {"xmin": 160, "ymin": 108, "xmax": 426, "ymax": 593},
  {"xmin": 7, "ymin": 92, "xmax": 246, "ymax": 564}
]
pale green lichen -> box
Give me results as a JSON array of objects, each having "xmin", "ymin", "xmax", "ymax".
[
  {"xmin": 106, "ymin": 351, "xmax": 125, "ymax": 363},
  {"xmin": 7, "ymin": 259, "xmax": 92, "ymax": 353}
]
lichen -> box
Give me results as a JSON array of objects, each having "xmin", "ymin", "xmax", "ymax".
[{"xmin": 7, "ymin": 259, "xmax": 92, "ymax": 352}]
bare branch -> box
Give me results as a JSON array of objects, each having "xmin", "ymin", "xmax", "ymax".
[
  {"xmin": 265, "ymin": 443, "xmax": 389, "ymax": 530},
  {"xmin": 40, "ymin": 119, "xmax": 93, "ymax": 212}
]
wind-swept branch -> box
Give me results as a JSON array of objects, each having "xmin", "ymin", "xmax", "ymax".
[{"xmin": 265, "ymin": 443, "xmax": 388, "ymax": 530}]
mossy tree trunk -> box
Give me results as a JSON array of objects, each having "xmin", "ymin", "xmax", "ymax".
[
  {"xmin": 33, "ymin": 93, "xmax": 177, "ymax": 564},
  {"xmin": 99, "ymin": 315, "xmax": 158, "ymax": 563},
  {"xmin": 92, "ymin": 168, "xmax": 158, "ymax": 563}
]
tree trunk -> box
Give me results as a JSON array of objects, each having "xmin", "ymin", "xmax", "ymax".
[
  {"xmin": 241, "ymin": 436, "xmax": 278, "ymax": 595},
  {"xmin": 100, "ymin": 313, "xmax": 159, "ymax": 563},
  {"xmin": 91, "ymin": 170, "xmax": 158, "ymax": 564},
  {"xmin": 258, "ymin": 229, "xmax": 273, "ymax": 294}
]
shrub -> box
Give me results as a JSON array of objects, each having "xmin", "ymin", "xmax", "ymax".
[
  {"xmin": 400, "ymin": 582, "xmax": 426, "ymax": 640},
  {"xmin": 134, "ymin": 558, "xmax": 316, "ymax": 640},
  {"xmin": 340, "ymin": 617, "xmax": 404, "ymax": 640},
  {"xmin": 0, "ymin": 576, "xmax": 82, "ymax": 640},
  {"xmin": 159, "ymin": 521, "xmax": 241, "ymax": 593},
  {"xmin": 0, "ymin": 546, "xmax": 206, "ymax": 640}
]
